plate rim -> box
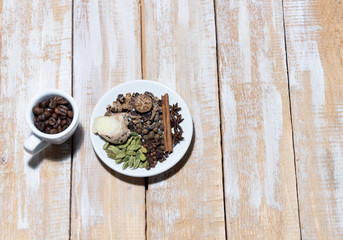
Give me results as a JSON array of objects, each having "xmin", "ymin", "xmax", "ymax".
[{"xmin": 89, "ymin": 79, "xmax": 193, "ymax": 177}]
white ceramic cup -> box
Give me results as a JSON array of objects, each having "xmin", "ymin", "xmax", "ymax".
[{"xmin": 24, "ymin": 89, "xmax": 79, "ymax": 155}]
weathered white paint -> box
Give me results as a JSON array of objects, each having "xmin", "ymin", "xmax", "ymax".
[
  {"xmin": 284, "ymin": 0, "xmax": 343, "ymax": 238},
  {"xmin": 238, "ymin": 0, "xmax": 251, "ymax": 83},
  {"xmin": 71, "ymin": 0, "xmax": 145, "ymax": 238},
  {"xmin": 1, "ymin": 0, "xmax": 72, "ymax": 238},
  {"xmin": 222, "ymin": 85, "xmax": 240, "ymax": 218},
  {"xmin": 145, "ymin": 0, "xmax": 225, "ymax": 239},
  {"xmin": 217, "ymin": 0, "xmax": 300, "ymax": 238},
  {"xmin": 258, "ymin": 51, "xmax": 282, "ymax": 210},
  {"xmin": 332, "ymin": 140, "xmax": 343, "ymax": 231}
]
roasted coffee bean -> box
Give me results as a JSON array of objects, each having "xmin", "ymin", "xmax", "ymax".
[
  {"xmin": 66, "ymin": 118, "xmax": 72, "ymax": 125},
  {"xmin": 60, "ymin": 120, "xmax": 67, "ymax": 127},
  {"xmin": 43, "ymin": 110, "xmax": 51, "ymax": 118},
  {"xmin": 50, "ymin": 129, "xmax": 58, "ymax": 134},
  {"xmin": 46, "ymin": 108, "xmax": 53, "ymax": 113},
  {"xmin": 57, "ymin": 105, "xmax": 68, "ymax": 116},
  {"xmin": 34, "ymin": 121, "xmax": 40, "ymax": 128},
  {"xmin": 38, "ymin": 122, "xmax": 45, "ymax": 131},
  {"xmin": 57, "ymin": 98, "xmax": 69, "ymax": 105},
  {"xmin": 38, "ymin": 114, "xmax": 45, "ymax": 121},
  {"xmin": 32, "ymin": 106, "xmax": 43, "ymax": 116},
  {"xmin": 53, "ymin": 118, "xmax": 61, "ymax": 129},
  {"xmin": 48, "ymin": 117, "xmax": 56, "ymax": 126},
  {"xmin": 67, "ymin": 110, "xmax": 73, "ymax": 118},
  {"xmin": 41, "ymin": 100, "xmax": 49, "ymax": 108},
  {"xmin": 33, "ymin": 96, "xmax": 74, "ymax": 134},
  {"xmin": 49, "ymin": 100, "xmax": 57, "ymax": 109}
]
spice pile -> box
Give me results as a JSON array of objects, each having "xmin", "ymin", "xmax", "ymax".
[{"xmin": 93, "ymin": 91, "xmax": 184, "ymax": 170}]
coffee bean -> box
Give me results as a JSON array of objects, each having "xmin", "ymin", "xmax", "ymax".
[
  {"xmin": 41, "ymin": 100, "xmax": 49, "ymax": 108},
  {"xmin": 32, "ymin": 106, "xmax": 43, "ymax": 116},
  {"xmin": 34, "ymin": 121, "xmax": 40, "ymax": 128},
  {"xmin": 50, "ymin": 129, "xmax": 57, "ymax": 134},
  {"xmin": 60, "ymin": 120, "xmax": 67, "ymax": 127},
  {"xmin": 48, "ymin": 117, "xmax": 56, "ymax": 126},
  {"xmin": 38, "ymin": 114, "xmax": 45, "ymax": 121},
  {"xmin": 58, "ymin": 105, "xmax": 68, "ymax": 116},
  {"xmin": 53, "ymin": 118, "xmax": 61, "ymax": 128},
  {"xmin": 49, "ymin": 100, "xmax": 57, "ymax": 109},
  {"xmin": 45, "ymin": 126, "xmax": 52, "ymax": 132},
  {"xmin": 32, "ymin": 96, "xmax": 74, "ymax": 134},
  {"xmin": 44, "ymin": 111, "xmax": 51, "ymax": 118},
  {"xmin": 57, "ymin": 98, "xmax": 69, "ymax": 105},
  {"xmin": 67, "ymin": 110, "xmax": 73, "ymax": 118},
  {"xmin": 38, "ymin": 123, "xmax": 45, "ymax": 131},
  {"xmin": 46, "ymin": 108, "xmax": 53, "ymax": 113}
]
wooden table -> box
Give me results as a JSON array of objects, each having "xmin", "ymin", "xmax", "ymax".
[{"xmin": 1, "ymin": 0, "xmax": 342, "ymax": 239}]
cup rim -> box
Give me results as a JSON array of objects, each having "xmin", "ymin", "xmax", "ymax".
[{"xmin": 26, "ymin": 89, "xmax": 79, "ymax": 140}]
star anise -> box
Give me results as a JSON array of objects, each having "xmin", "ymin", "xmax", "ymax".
[
  {"xmin": 171, "ymin": 103, "xmax": 181, "ymax": 116},
  {"xmin": 172, "ymin": 130, "xmax": 184, "ymax": 146}
]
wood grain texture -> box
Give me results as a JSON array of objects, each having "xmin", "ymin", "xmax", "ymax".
[
  {"xmin": 71, "ymin": 0, "xmax": 145, "ymax": 239},
  {"xmin": 284, "ymin": 0, "xmax": 343, "ymax": 238},
  {"xmin": 215, "ymin": 0, "xmax": 300, "ymax": 238},
  {"xmin": 142, "ymin": 0, "xmax": 226, "ymax": 239},
  {"xmin": 0, "ymin": 0, "xmax": 72, "ymax": 239}
]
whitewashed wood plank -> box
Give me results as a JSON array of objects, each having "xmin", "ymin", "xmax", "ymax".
[
  {"xmin": 0, "ymin": 0, "xmax": 72, "ymax": 239},
  {"xmin": 142, "ymin": 0, "xmax": 226, "ymax": 239},
  {"xmin": 284, "ymin": 0, "xmax": 343, "ymax": 238},
  {"xmin": 215, "ymin": 0, "xmax": 300, "ymax": 238},
  {"xmin": 71, "ymin": 0, "xmax": 145, "ymax": 239}
]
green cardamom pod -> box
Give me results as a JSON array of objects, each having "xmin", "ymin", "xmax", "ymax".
[
  {"xmin": 140, "ymin": 146, "xmax": 147, "ymax": 153},
  {"xmin": 129, "ymin": 156, "xmax": 135, "ymax": 168},
  {"xmin": 140, "ymin": 152, "xmax": 146, "ymax": 161},
  {"xmin": 115, "ymin": 152, "xmax": 126, "ymax": 159},
  {"xmin": 115, "ymin": 159, "xmax": 123, "ymax": 164},
  {"xmin": 133, "ymin": 158, "xmax": 140, "ymax": 169},
  {"xmin": 122, "ymin": 161, "xmax": 129, "ymax": 170},
  {"xmin": 103, "ymin": 142, "xmax": 109, "ymax": 150},
  {"xmin": 107, "ymin": 153, "xmax": 116, "ymax": 159},
  {"xmin": 127, "ymin": 151, "xmax": 136, "ymax": 156},
  {"xmin": 123, "ymin": 156, "xmax": 130, "ymax": 162},
  {"xmin": 118, "ymin": 137, "xmax": 133, "ymax": 149}
]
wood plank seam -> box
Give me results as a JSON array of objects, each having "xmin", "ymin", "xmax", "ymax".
[
  {"xmin": 69, "ymin": 0, "xmax": 75, "ymax": 239},
  {"xmin": 212, "ymin": 0, "xmax": 228, "ymax": 239},
  {"xmin": 280, "ymin": 0, "xmax": 303, "ymax": 239},
  {"xmin": 138, "ymin": 1, "xmax": 148, "ymax": 240}
]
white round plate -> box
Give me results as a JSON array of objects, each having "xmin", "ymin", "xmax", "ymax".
[{"xmin": 90, "ymin": 80, "xmax": 193, "ymax": 177}]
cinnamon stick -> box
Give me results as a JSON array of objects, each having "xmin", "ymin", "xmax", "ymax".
[{"xmin": 162, "ymin": 94, "xmax": 173, "ymax": 153}]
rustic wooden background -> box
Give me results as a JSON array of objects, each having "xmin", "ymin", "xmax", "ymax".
[{"xmin": 1, "ymin": 0, "xmax": 342, "ymax": 239}]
